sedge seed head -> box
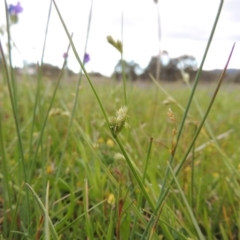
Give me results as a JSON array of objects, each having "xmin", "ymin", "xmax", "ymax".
[
  {"xmin": 109, "ymin": 106, "xmax": 128, "ymax": 136},
  {"xmin": 114, "ymin": 153, "xmax": 125, "ymax": 161},
  {"xmin": 107, "ymin": 35, "xmax": 123, "ymax": 54},
  {"xmin": 167, "ymin": 108, "xmax": 176, "ymax": 123}
]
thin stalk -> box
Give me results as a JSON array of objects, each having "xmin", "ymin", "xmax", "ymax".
[
  {"xmin": 175, "ymin": 42, "xmax": 235, "ymax": 179},
  {"xmin": 8, "ymin": 185, "xmax": 23, "ymax": 240},
  {"xmin": 115, "ymin": 136, "xmax": 154, "ymax": 209},
  {"xmin": 4, "ymin": 0, "xmax": 17, "ymax": 104},
  {"xmin": 142, "ymin": 1, "xmax": 225, "ymax": 237},
  {"xmin": 141, "ymin": 39, "xmax": 234, "ymax": 239},
  {"xmin": 121, "ymin": 10, "xmax": 127, "ymax": 105},
  {"xmin": 185, "ymin": 80, "xmax": 240, "ymax": 177},
  {"xmin": 26, "ymin": 183, "xmax": 59, "ymax": 240},
  {"xmin": 52, "ymin": 0, "xmax": 94, "ymax": 200},
  {"xmin": 53, "ymin": 0, "xmax": 156, "ymax": 210},
  {"xmin": 52, "ymin": 0, "xmax": 109, "ymax": 127},
  {"xmin": 0, "ymin": 38, "xmax": 30, "ymax": 224},
  {"xmin": 45, "ymin": 182, "xmax": 50, "ymax": 240},
  {"xmin": 73, "ymin": 121, "xmax": 148, "ymax": 227},
  {"xmin": 28, "ymin": 1, "xmax": 52, "ymax": 165},
  {"xmin": 155, "ymin": 0, "xmax": 161, "ymax": 81},
  {"xmin": 28, "ymin": 64, "xmax": 41, "ymax": 176},
  {"xmin": 106, "ymin": 207, "xmax": 114, "ymax": 240},
  {"xmin": 84, "ymin": 178, "xmax": 94, "ymax": 240},
  {"xmin": 168, "ymin": 163, "xmax": 205, "ymax": 240},
  {"xmin": 79, "ymin": 0, "xmax": 93, "ymax": 85},
  {"xmin": 41, "ymin": 0, "xmax": 52, "ymax": 65},
  {"xmin": 143, "ymin": 137, "xmax": 153, "ymax": 182},
  {"xmin": 162, "ymin": 0, "xmax": 223, "ymax": 165},
  {"xmin": 59, "ymin": 200, "xmax": 106, "ymax": 235},
  {"xmin": 0, "ymin": 110, "xmax": 12, "ymax": 237},
  {"xmin": 190, "ymin": 125, "xmax": 197, "ymax": 209},
  {"xmin": 29, "ymin": 40, "xmax": 72, "ymax": 179},
  {"xmin": 130, "ymin": 137, "xmax": 153, "ymax": 240}
]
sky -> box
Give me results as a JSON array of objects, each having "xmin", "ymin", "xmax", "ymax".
[{"xmin": 0, "ymin": 0, "xmax": 239, "ymax": 77}]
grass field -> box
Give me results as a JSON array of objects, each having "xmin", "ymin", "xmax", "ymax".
[
  {"xmin": 1, "ymin": 0, "xmax": 240, "ymax": 239},
  {"xmin": 1, "ymin": 74, "xmax": 240, "ymax": 239}
]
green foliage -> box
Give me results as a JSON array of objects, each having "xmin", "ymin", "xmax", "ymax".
[
  {"xmin": 1, "ymin": 0, "xmax": 239, "ymax": 239},
  {"xmin": 1, "ymin": 76, "xmax": 240, "ymax": 239}
]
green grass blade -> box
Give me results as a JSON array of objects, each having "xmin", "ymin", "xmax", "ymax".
[
  {"xmin": 0, "ymin": 36, "xmax": 30, "ymax": 225},
  {"xmin": 168, "ymin": 163, "xmax": 205, "ymax": 240},
  {"xmin": 53, "ymin": 0, "xmax": 155, "ymax": 210},
  {"xmin": 52, "ymin": 0, "xmax": 93, "ymax": 198},
  {"xmin": 28, "ymin": 1, "xmax": 52, "ymax": 162},
  {"xmin": 73, "ymin": 121, "xmax": 148, "ymax": 226},
  {"xmin": 45, "ymin": 181, "xmax": 50, "ymax": 240},
  {"xmin": 130, "ymin": 137, "xmax": 153, "ymax": 239},
  {"xmin": 106, "ymin": 207, "xmax": 114, "ymax": 240},
  {"xmin": 29, "ymin": 41, "xmax": 72, "ymax": 179},
  {"xmin": 26, "ymin": 183, "xmax": 59, "ymax": 240},
  {"xmin": 4, "ymin": 0, "xmax": 17, "ymax": 103},
  {"xmin": 52, "ymin": 0, "xmax": 110, "ymax": 127},
  {"xmin": 174, "ymin": 43, "xmax": 235, "ymax": 177},
  {"xmin": 142, "ymin": 1, "xmax": 224, "ymax": 237},
  {"xmin": 84, "ymin": 178, "xmax": 94, "ymax": 240},
  {"xmin": 115, "ymin": 136, "xmax": 155, "ymax": 209}
]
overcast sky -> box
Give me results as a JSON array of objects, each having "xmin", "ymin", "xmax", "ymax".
[{"xmin": 0, "ymin": 0, "xmax": 239, "ymax": 76}]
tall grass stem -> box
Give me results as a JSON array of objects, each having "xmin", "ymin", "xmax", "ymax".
[{"xmin": 142, "ymin": 1, "xmax": 224, "ymax": 237}]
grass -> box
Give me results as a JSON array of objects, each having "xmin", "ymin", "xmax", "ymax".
[
  {"xmin": 1, "ymin": 0, "xmax": 240, "ymax": 239},
  {"xmin": 1, "ymin": 77, "xmax": 240, "ymax": 239}
]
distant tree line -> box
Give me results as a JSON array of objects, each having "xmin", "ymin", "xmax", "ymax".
[
  {"xmin": 113, "ymin": 51, "xmax": 198, "ymax": 81},
  {"xmin": 112, "ymin": 51, "xmax": 240, "ymax": 83},
  {"xmin": 2, "ymin": 51, "xmax": 240, "ymax": 83}
]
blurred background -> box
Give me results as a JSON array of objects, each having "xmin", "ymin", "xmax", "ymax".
[{"xmin": 0, "ymin": 0, "xmax": 239, "ymax": 78}]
